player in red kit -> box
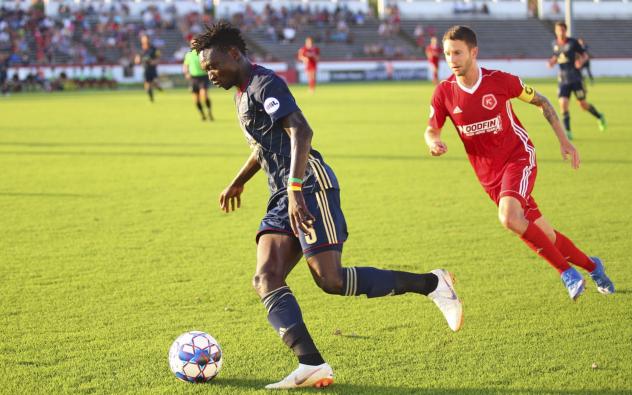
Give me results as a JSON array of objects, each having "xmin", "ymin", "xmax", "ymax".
[
  {"xmin": 424, "ymin": 26, "xmax": 614, "ymax": 300},
  {"xmin": 298, "ymin": 36, "xmax": 320, "ymax": 93},
  {"xmin": 425, "ymin": 36, "xmax": 442, "ymax": 85}
]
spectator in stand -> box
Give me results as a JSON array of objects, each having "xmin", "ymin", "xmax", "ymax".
[
  {"xmin": 414, "ymin": 24, "xmax": 425, "ymax": 47},
  {"xmin": 0, "ymin": 53, "xmax": 8, "ymax": 94},
  {"xmin": 298, "ymin": 36, "xmax": 320, "ymax": 93},
  {"xmin": 425, "ymin": 36, "xmax": 441, "ymax": 85}
]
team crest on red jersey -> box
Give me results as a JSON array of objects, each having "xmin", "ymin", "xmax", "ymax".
[{"xmin": 482, "ymin": 94, "xmax": 497, "ymax": 110}]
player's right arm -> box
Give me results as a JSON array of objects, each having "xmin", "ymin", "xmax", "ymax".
[
  {"xmin": 424, "ymin": 86, "xmax": 449, "ymax": 156},
  {"xmin": 424, "ymin": 126, "xmax": 447, "ymax": 156},
  {"xmin": 219, "ymin": 150, "xmax": 261, "ymax": 213},
  {"xmin": 182, "ymin": 63, "xmax": 190, "ymax": 79},
  {"xmin": 547, "ymin": 55, "xmax": 557, "ymax": 68},
  {"xmin": 182, "ymin": 54, "xmax": 190, "ymax": 79}
]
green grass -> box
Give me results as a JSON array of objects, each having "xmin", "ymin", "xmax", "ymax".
[{"xmin": 1, "ymin": 79, "xmax": 631, "ymax": 394}]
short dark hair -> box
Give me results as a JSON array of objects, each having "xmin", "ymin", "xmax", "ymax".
[
  {"xmin": 555, "ymin": 21, "xmax": 567, "ymax": 30},
  {"xmin": 443, "ymin": 25, "xmax": 477, "ymax": 48},
  {"xmin": 192, "ymin": 21, "xmax": 247, "ymax": 54}
]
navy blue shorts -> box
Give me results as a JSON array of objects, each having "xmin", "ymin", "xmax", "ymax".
[
  {"xmin": 144, "ymin": 68, "xmax": 157, "ymax": 83},
  {"xmin": 190, "ymin": 75, "xmax": 210, "ymax": 93},
  {"xmin": 558, "ymin": 81, "xmax": 586, "ymax": 100},
  {"xmin": 256, "ymin": 189, "xmax": 348, "ymax": 257}
]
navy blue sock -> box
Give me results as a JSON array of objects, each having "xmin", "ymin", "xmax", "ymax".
[
  {"xmin": 147, "ymin": 88, "xmax": 154, "ymax": 102},
  {"xmin": 587, "ymin": 104, "xmax": 601, "ymax": 119},
  {"xmin": 262, "ymin": 286, "xmax": 323, "ymax": 363},
  {"xmin": 196, "ymin": 101, "xmax": 204, "ymax": 115},
  {"xmin": 343, "ymin": 267, "xmax": 438, "ymax": 297},
  {"xmin": 562, "ymin": 111, "xmax": 570, "ymax": 131},
  {"xmin": 342, "ymin": 267, "xmax": 395, "ymax": 297}
]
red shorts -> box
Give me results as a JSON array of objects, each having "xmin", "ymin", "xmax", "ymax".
[{"xmin": 484, "ymin": 159, "xmax": 542, "ymax": 222}]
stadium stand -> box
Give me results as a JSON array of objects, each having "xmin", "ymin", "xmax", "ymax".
[{"xmin": 2, "ymin": 0, "xmax": 632, "ymax": 93}]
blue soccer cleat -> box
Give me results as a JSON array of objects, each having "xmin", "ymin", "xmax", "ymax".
[
  {"xmin": 589, "ymin": 257, "xmax": 615, "ymax": 294},
  {"xmin": 561, "ymin": 267, "xmax": 585, "ymax": 301}
]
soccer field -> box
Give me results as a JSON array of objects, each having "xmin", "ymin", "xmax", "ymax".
[{"xmin": 1, "ymin": 79, "xmax": 631, "ymax": 394}]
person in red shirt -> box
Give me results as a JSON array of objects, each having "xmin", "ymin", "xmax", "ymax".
[
  {"xmin": 298, "ymin": 36, "xmax": 320, "ymax": 93},
  {"xmin": 424, "ymin": 25, "xmax": 614, "ymax": 300},
  {"xmin": 425, "ymin": 36, "xmax": 442, "ymax": 85}
]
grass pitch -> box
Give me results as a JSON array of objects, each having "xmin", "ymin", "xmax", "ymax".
[{"xmin": 1, "ymin": 78, "xmax": 631, "ymax": 394}]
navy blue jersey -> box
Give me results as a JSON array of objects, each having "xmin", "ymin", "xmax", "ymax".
[
  {"xmin": 552, "ymin": 37, "xmax": 584, "ymax": 84},
  {"xmin": 235, "ymin": 64, "xmax": 339, "ymax": 196},
  {"xmin": 142, "ymin": 46, "xmax": 159, "ymax": 73}
]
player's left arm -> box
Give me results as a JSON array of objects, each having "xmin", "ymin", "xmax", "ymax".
[
  {"xmin": 575, "ymin": 52, "xmax": 589, "ymax": 69},
  {"xmin": 522, "ymin": 88, "xmax": 580, "ymax": 169},
  {"xmin": 282, "ymin": 111, "xmax": 316, "ymax": 235}
]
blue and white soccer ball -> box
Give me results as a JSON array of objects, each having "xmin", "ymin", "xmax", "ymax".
[{"xmin": 168, "ymin": 331, "xmax": 223, "ymax": 383}]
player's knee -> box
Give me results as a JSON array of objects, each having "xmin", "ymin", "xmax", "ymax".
[
  {"xmin": 498, "ymin": 210, "xmax": 522, "ymax": 232},
  {"xmin": 579, "ymin": 101, "xmax": 589, "ymax": 110},
  {"xmin": 313, "ymin": 272, "xmax": 344, "ymax": 295},
  {"xmin": 252, "ymin": 269, "xmax": 284, "ymax": 296}
]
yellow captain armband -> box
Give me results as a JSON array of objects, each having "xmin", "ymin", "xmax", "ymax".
[{"xmin": 518, "ymin": 84, "xmax": 536, "ymax": 103}]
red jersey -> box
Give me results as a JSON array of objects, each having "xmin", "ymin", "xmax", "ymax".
[
  {"xmin": 429, "ymin": 67, "xmax": 536, "ymax": 188},
  {"xmin": 425, "ymin": 44, "xmax": 442, "ymax": 65},
  {"xmin": 298, "ymin": 46, "xmax": 320, "ymax": 70}
]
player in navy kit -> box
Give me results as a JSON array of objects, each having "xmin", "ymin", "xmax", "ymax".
[
  {"xmin": 135, "ymin": 35, "xmax": 162, "ymax": 102},
  {"xmin": 193, "ymin": 22, "xmax": 463, "ymax": 389},
  {"xmin": 548, "ymin": 22, "xmax": 605, "ymax": 140}
]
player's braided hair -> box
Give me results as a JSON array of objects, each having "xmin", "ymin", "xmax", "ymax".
[{"xmin": 192, "ymin": 21, "xmax": 248, "ymax": 54}]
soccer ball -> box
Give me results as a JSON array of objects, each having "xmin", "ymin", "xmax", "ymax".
[{"xmin": 168, "ymin": 331, "xmax": 223, "ymax": 383}]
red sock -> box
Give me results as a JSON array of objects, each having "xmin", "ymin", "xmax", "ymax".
[
  {"xmin": 309, "ymin": 78, "xmax": 316, "ymax": 91},
  {"xmin": 520, "ymin": 222, "xmax": 570, "ymax": 273},
  {"xmin": 554, "ymin": 231, "xmax": 596, "ymax": 272}
]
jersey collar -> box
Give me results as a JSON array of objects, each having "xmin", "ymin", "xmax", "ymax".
[
  {"xmin": 456, "ymin": 66, "xmax": 482, "ymax": 95},
  {"xmin": 237, "ymin": 63, "xmax": 257, "ymax": 93}
]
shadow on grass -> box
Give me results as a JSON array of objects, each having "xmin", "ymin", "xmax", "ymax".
[
  {"xmin": 212, "ymin": 378, "xmax": 631, "ymax": 394},
  {"xmin": 0, "ymin": 192, "xmax": 99, "ymax": 198},
  {"xmin": 0, "ymin": 141, "xmax": 217, "ymax": 148},
  {"xmin": 1, "ymin": 149, "xmax": 632, "ymax": 165}
]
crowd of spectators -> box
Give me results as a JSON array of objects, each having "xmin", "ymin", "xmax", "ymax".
[
  {"xmin": 232, "ymin": 5, "xmax": 369, "ymax": 46},
  {"xmin": 0, "ymin": 2, "xmax": 184, "ymax": 66},
  {"xmin": 1, "ymin": 62, "xmax": 117, "ymax": 94},
  {"xmin": 0, "ymin": 1, "xmax": 177, "ymax": 94},
  {"xmin": 0, "ymin": 0, "xmax": 429, "ymax": 94}
]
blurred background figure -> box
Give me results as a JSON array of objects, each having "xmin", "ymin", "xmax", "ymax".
[
  {"xmin": 182, "ymin": 39, "xmax": 213, "ymax": 121},
  {"xmin": 298, "ymin": 36, "xmax": 319, "ymax": 93},
  {"xmin": 578, "ymin": 37, "xmax": 594, "ymax": 85},
  {"xmin": 135, "ymin": 34, "xmax": 161, "ymax": 102},
  {"xmin": 425, "ymin": 36, "xmax": 441, "ymax": 85}
]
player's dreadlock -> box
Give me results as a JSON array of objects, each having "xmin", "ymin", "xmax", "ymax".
[{"xmin": 192, "ymin": 21, "xmax": 248, "ymax": 54}]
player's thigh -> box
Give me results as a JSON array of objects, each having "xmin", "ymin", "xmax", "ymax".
[
  {"xmin": 306, "ymin": 250, "xmax": 342, "ymax": 281},
  {"xmin": 498, "ymin": 195, "xmax": 525, "ymax": 221},
  {"xmin": 255, "ymin": 233, "xmax": 303, "ymax": 284},
  {"xmin": 298, "ymin": 189, "xmax": 348, "ymax": 258},
  {"xmin": 199, "ymin": 87, "xmax": 208, "ymax": 99},
  {"xmin": 573, "ymin": 81, "xmax": 587, "ymax": 101}
]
